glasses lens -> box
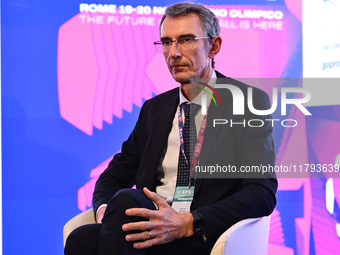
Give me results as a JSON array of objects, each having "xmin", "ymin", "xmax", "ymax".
[
  {"xmin": 154, "ymin": 43, "xmax": 163, "ymax": 53},
  {"xmin": 178, "ymin": 38, "xmax": 194, "ymax": 50}
]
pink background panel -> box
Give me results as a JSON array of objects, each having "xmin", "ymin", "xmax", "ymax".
[
  {"xmin": 58, "ymin": 15, "xmax": 99, "ymax": 135},
  {"xmin": 58, "ymin": 6, "xmax": 301, "ymax": 135}
]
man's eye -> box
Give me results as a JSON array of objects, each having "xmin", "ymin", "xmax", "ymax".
[
  {"xmin": 180, "ymin": 37, "xmax": 193, "ymax": 44},
  {"xmin": 162, "ymin": 41, "xmax": 171, "ymax": 46}
]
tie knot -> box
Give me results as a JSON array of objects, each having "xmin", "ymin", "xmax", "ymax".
[{"xmin": 182, "ymin": 103, "xmax": 201, "ymax": 119}]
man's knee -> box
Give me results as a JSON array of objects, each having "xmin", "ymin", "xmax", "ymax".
[
  {"xmin": 110, "ymin": 188, "xmax": 144, "ymax": 203},
  {"xmin": 64, "ymin": 224, "xmax": 100, "ymax": 255},
  {"xmin": 107, "ymin": 188, "xmax": 154, "ymax": 210}
]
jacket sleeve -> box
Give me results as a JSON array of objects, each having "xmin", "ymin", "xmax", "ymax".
[
  {"xmin": 92, "ymin": 102, "xmax": 146, "ymax": 214},
  {"xmin": 196, "ymin": 86, "xmax": 277, "ymax": 245}
]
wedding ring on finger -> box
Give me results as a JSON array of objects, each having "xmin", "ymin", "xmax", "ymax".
[{"xmin": 148, "ymin": 231, "xmax": 152, "ymax": 239}]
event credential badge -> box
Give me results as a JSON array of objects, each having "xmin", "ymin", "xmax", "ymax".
[{"xmin": 171, "ymin": 186, "xmax": 195, "ymax": 213}]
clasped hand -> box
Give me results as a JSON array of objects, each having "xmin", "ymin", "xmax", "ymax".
[{"xmin": 122, "ymin": 187, "xmax": 194, "ymax": 249}]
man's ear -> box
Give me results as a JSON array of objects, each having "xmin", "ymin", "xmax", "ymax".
[{"xmin": 208, "ymin": 36, "xmax": 222, "ymax": 59}]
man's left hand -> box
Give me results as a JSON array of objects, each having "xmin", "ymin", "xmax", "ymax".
[{"xmin": 122, "ymin": 187, "xmax": 194, "ymax": 249}]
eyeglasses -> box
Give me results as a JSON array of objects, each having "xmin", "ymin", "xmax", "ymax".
[{"xmin": 154, "ymin": 36, "xmax": 211, "ymax": 53}]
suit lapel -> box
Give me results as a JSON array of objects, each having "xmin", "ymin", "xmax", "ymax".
[
  {"xmin": 154, "ymin": 91, "xmax": 179, "ymax": 152},
  {"xmin": 194, "ymin": 71, "xmax": 231, "ymax": 197},
  {"xmin": 200, "ymin": 72, "xmax": 232, "ymax": 164},
  {"xmin": 142, "ymin": 89, "xmax": 179, "ymax": 190}
]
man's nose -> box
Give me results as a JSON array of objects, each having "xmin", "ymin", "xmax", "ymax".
[{"xmin": 168, "ymin": 41, "xmax": 182, "ymax": 58}]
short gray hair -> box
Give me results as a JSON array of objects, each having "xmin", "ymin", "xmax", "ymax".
[
  {"xmin": 159, "ymin": 3, "xmax": 220, "ymax": 68},
  {"xmin": 159, "ymin": 2, "xmax": 220, "ymax": 38}
]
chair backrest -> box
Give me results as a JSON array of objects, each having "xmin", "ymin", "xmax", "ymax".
[
  {"xmin": 63, "ymin": 209, "xmax": 95, "ymax": 247},
  {"xmin": 210, "ymin": 216, "xmax": 271, "ymax": 255}
]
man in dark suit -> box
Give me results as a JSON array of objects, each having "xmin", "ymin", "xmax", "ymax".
[{"xmin": 65, "ymin": 3, "xmax": 277, "ymax": 255}]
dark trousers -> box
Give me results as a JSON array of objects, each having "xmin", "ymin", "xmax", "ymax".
[{"xmin": 64, "ymin": 189, "xmax": 210, "ymax": 255}]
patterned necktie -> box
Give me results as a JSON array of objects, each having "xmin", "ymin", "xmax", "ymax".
[{"xmin": 176, "ymin": 103, "xmax": 201, "ymax": 186}]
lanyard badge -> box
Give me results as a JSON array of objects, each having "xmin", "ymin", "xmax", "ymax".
[
  {"xmin": 172, "ymin": 104, "xmax": 208, "ymax": 213},
  {"xmin": 172, "ymin": 186, "xmax": 195, "ymax": 213}
]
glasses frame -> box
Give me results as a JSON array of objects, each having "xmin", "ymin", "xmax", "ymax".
[{"xmin": 153, "ymin": 36, "xmax": 211, "ymax": 53}]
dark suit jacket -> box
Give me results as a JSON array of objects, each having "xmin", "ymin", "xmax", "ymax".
[{"xmin": 93, "ymin": 71, "xmax": 277, "ymax": 249}]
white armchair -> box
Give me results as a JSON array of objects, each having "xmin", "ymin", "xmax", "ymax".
[
  {"xmin": 63, "ymin": 209, "xmax": 95, "ymax": 246},
  {"xmin": 210, "ymin": 216, "xmax": 270, "ymax": 255},
  {"xmin": 63, "ymin": 210, "xmax": 270, "ymax": 255}
]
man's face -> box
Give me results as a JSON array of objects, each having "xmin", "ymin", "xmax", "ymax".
[{"xmin": 160, "ymin": 13, "xmax": 212, "ymax": 84}]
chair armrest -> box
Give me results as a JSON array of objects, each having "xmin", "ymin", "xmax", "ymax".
[
  {"xmin": 63, "ymin": 209, "xmax": 96, "ymax": 247},
  {"xmin": 210, "ymin": 216, "xmax": 270, "ymax": 255}
]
